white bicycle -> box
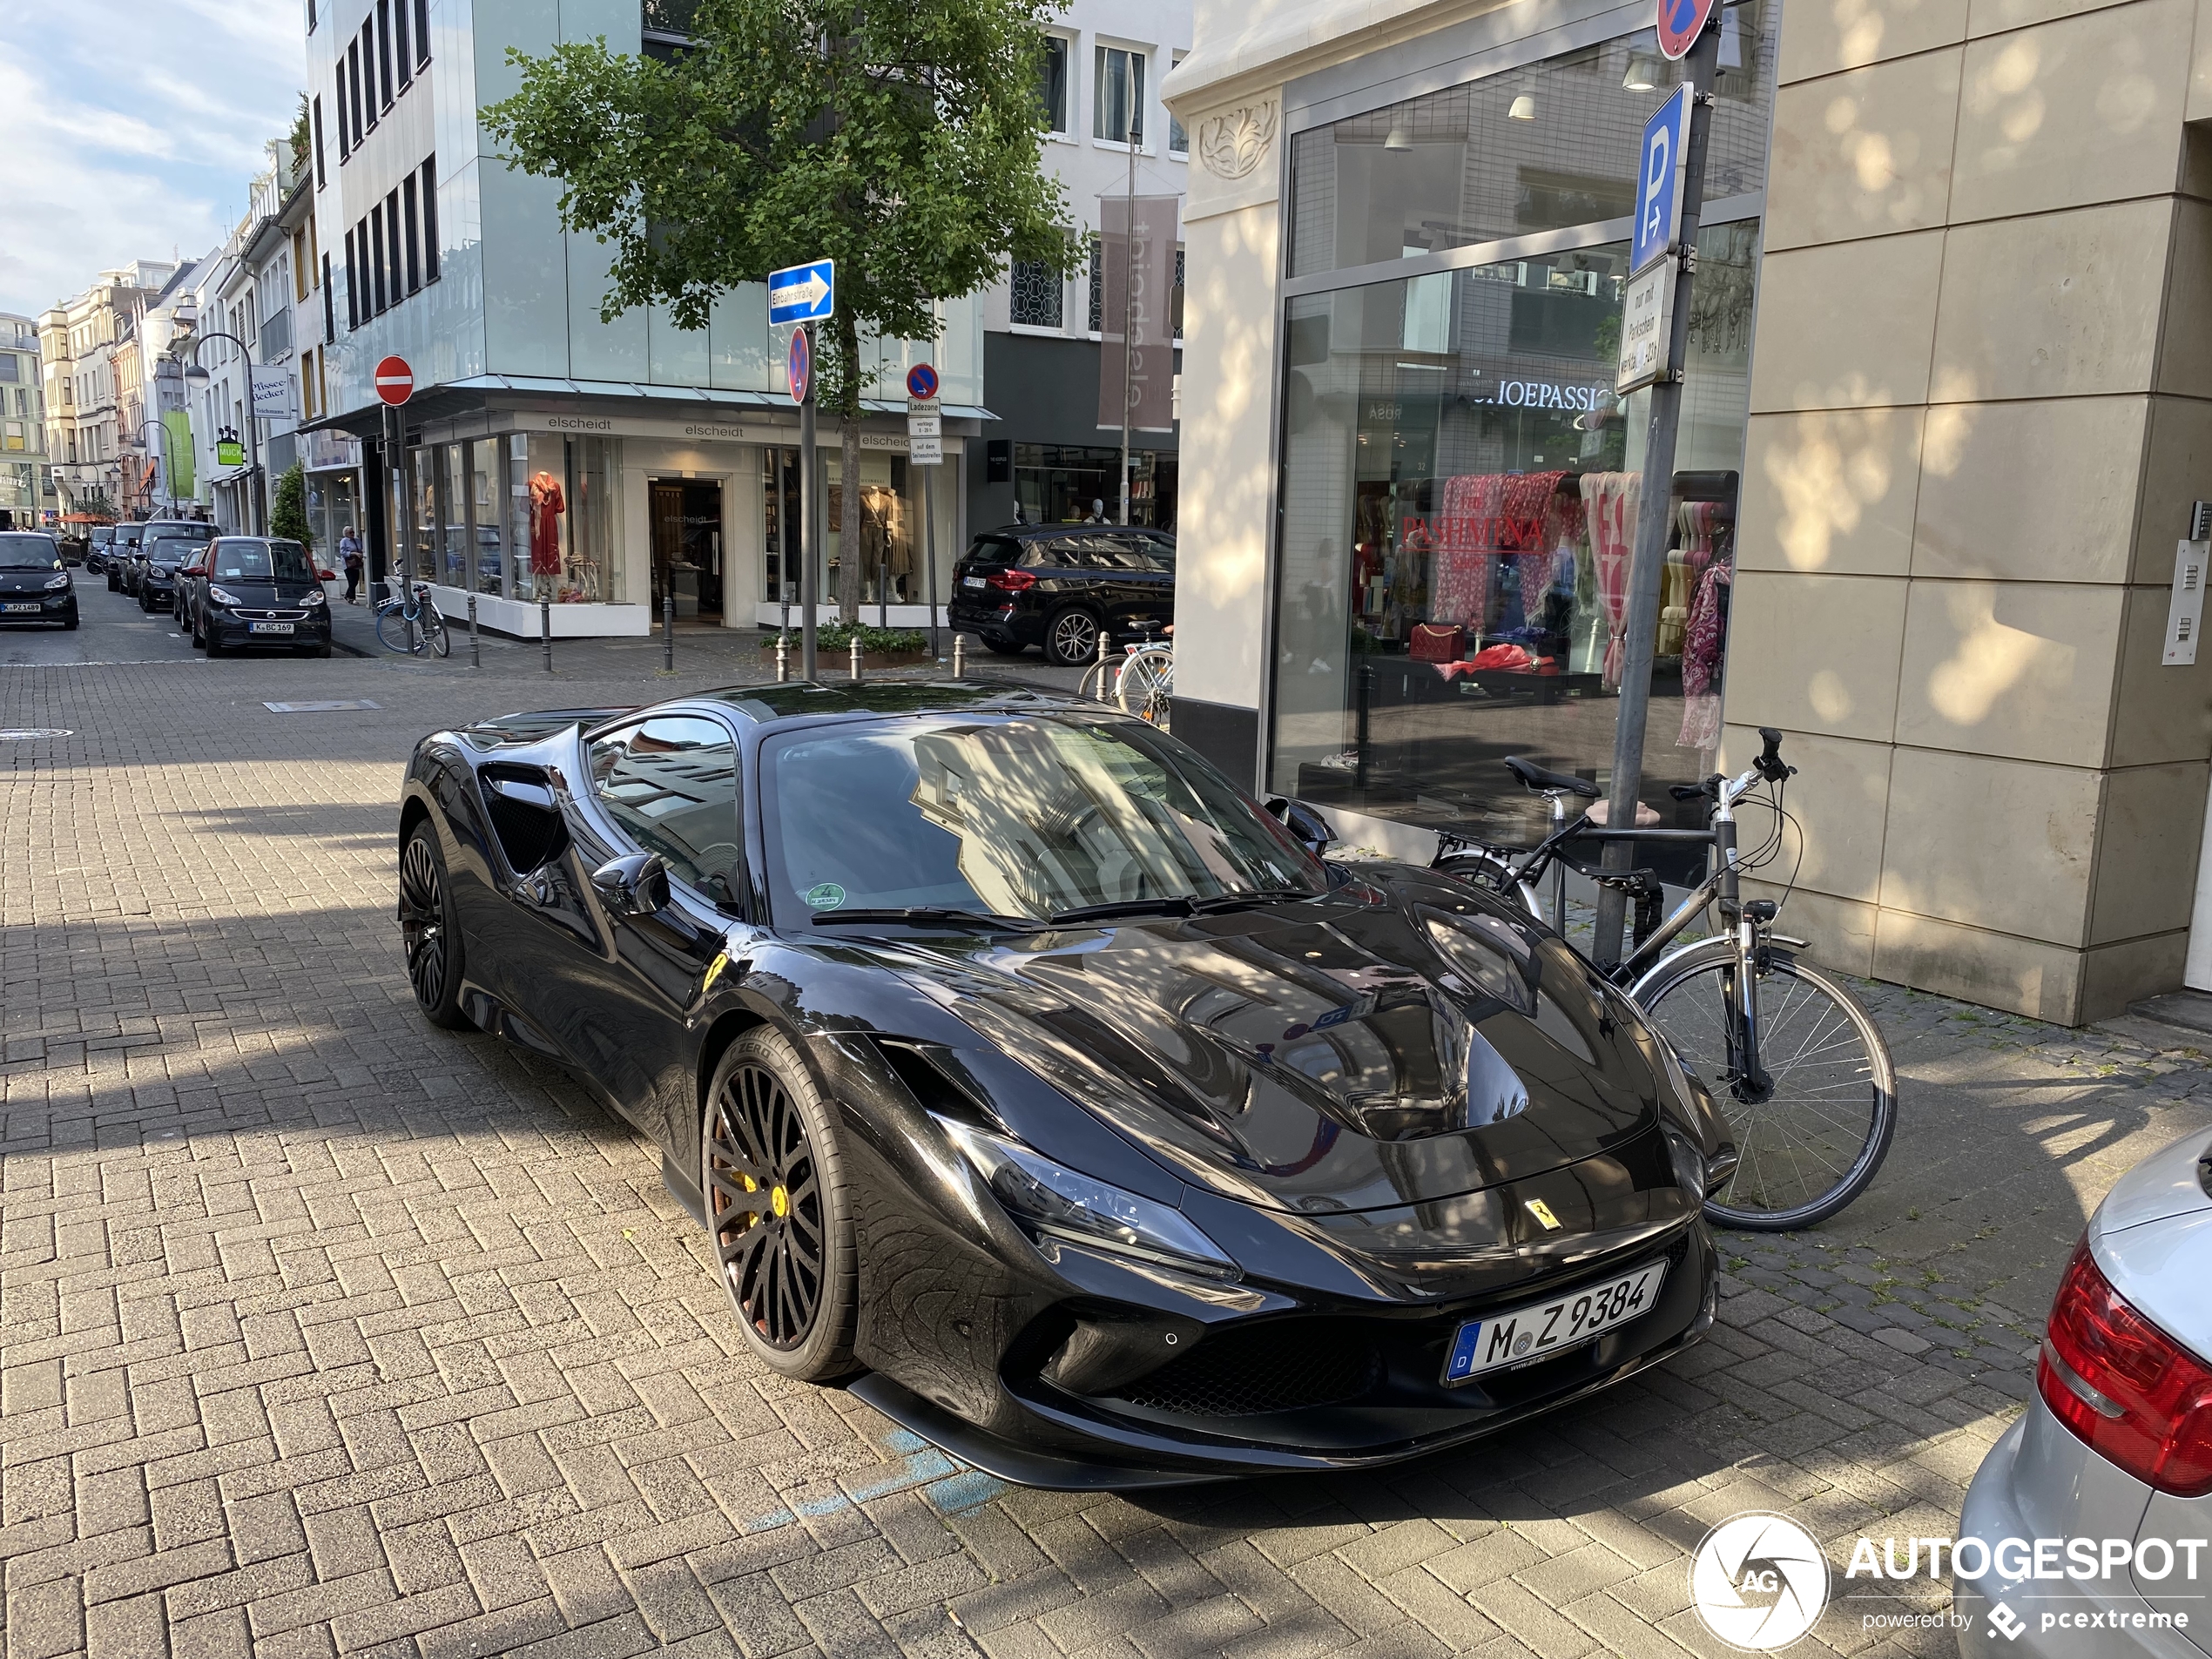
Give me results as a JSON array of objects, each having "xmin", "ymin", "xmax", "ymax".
[{"xmin": 1115, "ymin": 624, "xmax": 1173, "ymax": 729}]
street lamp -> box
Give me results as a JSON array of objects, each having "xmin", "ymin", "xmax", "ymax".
[{"xmin": 182, "ymin": 332, "xmax": 262, "ymax": 535}]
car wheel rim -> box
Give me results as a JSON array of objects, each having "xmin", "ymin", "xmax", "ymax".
[
  {"xmin": 1055, "ymin": 613, "xmax": 1096, "ymax": 662},
  {"xmin": 398, "ymin": 836, "xmax": 448, "ymax": 1009},
  {"xmin": 707, "ymin": 1063, "xmax": 823, "ymax": 1351}
]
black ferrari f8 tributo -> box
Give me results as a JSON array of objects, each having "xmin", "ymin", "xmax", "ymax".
[{"xmin": 397, "ymin": 681, "xmax": 1736, "ymax": 1487}]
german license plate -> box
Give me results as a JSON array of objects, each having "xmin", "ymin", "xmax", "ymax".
[
  {"xmin": 1442, "ymin": 1260, "xmax": 1667, "ymax": 1385},
  {"xmin": 249, "ymin": 622, "xmax": 294, "ymax": 634},
  {"xmin": 3, "ymin": 604, "xmax": 37, "ymax": 613},
  {"xmin": 963, "ymin": 576, "xmax": 986, "ymax": 589}
]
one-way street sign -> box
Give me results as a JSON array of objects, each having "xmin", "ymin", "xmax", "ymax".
[{"xmin": 768, "ymin": 260, "xmax": 835, "ymax": 325}]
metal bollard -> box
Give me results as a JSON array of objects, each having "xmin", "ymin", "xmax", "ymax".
[
  {"xmin": 879, "ymin": 562, "xmax": 888, "ymax": 630},
  {"xmin": 776, "ymin": 632, "xmax": 789, "ymax": 682},
  {"xmin": 467, "ymin": 593, "xmax": 480, "ymax": 669},
  {"xmin": 541, "ymin": 595, "xmax": 553, "ymax": 672},
  {"xmin": 663, "ymin": 595, "xmax": 674, "ymax": 671},
  {"xmin": 951, "ymin": 633, "xmax": 965, "ymax": 679},
  {"xmin": 1096, "ymin": 628, "xmax": 1110, "ymax": 702},
  {"xmin": 849, "ymin": 636, "xmax": 864, "ymax": 682}
]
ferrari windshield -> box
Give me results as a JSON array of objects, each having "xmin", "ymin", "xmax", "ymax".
[{"xmin": 760, "ymin": 713, "xmax": 1325, "ymax": 924}]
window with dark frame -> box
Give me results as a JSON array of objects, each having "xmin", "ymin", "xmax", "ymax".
[
  {"xmin": 376, "ymin": 1, "xmax": 394, "ymax": 106},
  {"xmin": 368, "ymin": 206, "xmax": 385, "ymax": 314},
  {"xmin": 420, "ymin": 157, "xmax": 439, "ymax": 280},
  {"xmin": 344, "ymin": 47, "xmax": 361, "ymax": 147},
  {"xmin": 312, "ymin": 96, "xmax": 326, "ymax": 185},
  {"xmin": 385, "ymin": 190, "xmax": 402, "ymax": 313},
  {"xmin": 1008, "ymin": 259, "xmax": 1062, "ymax": 328},
  {"xmin": 402, "ymin": 175, "xmax": 420, "ymax": 293},
  {"xmin": 359, "ymin": 27, "xmax": 375, "ymax": 132},
  {"xmin": 395, "ymin": 0, "xmax": 411, "ymax": 86},
  {"xmin": 323, "ymin": 253, "xmax": 335, "ymax": 341},
  {"xmin": 1036, "ymin": 37, "xmax": 1069, "ymax": 133},
  {"xmin": 414, "ymin": 0, "xmax": 429, "ymax": 66},
  {"xmin": 344, "ymin": 228, "xmax": 359, "ymax": 328}
]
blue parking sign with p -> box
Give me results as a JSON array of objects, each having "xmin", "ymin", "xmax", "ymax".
[{"xmin": 1629, "ymin": 84, "xmax": 1693, "ymax": 277}]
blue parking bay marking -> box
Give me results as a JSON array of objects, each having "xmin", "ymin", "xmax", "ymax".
[{"xmin": 733, "ymin": 1426, "xmax": 1008, "ymax": 1534}]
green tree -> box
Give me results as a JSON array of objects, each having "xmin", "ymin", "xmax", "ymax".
[
  {"xmin": 272, "ymin": 461, "xmax": 314, "ymax": 552},
  {"xmin": 483, "ymin": 0, "xmax": 1076, "ymax": 619}
]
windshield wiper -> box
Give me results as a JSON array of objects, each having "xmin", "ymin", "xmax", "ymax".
[
  {"xmin": 811, "ymin": 907, "xmax": 1047, "ymax": 934},
  {"xmin": 1048, "ymin": 897, "xmax": 1196, "ymax": 924},
  {"xmin": 1188, "ymin": 887, "xmax": 1318, "ymax": 914}
]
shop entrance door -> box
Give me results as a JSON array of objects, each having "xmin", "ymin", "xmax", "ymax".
[{"xmin": 648, "ymin": 478, "xmax": 725, "ymax": 623}]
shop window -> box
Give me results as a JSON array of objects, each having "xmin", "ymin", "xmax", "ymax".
[
  {"xmin": 516, "ymin": 434, "xmax": 619, "ymax": 604},
  {"xmin": 1037, "ymin": 37, "xmax": 1069, "ymax": 135},
  {"xmin": 1285, "ymin": 0, "xmax": 1772, "ymax": 278},
  {"xmin": 1013, "ymin": 442, "xmax": 1175, "ymax": 530},
  {"xmin": 442, "ymin": 444, "xmax": 467, "ymax": 586},
  {"xmin": 470, "ymin": 439, "xmax": 502, "ymax": 596},
  {"xmin": 1270, "ymin": 219, "xmax": 1758, "ymax": 854},
  {"xmin": 1094, "ymin": 46, "xmax": 1145, "ymax": 145},
  {"xmin": 1009, "ymin": 258, "xmax": 1062, "ymax": 328}
]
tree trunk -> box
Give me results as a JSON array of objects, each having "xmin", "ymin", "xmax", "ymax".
[{"xmin": 836, "ymin": 312, "xmax": 863, "ymax": 623}]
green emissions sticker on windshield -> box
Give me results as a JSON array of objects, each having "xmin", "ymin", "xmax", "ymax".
[{"xmin": 805, "ymin": 883, "xmax": 846, "ymax": 911}]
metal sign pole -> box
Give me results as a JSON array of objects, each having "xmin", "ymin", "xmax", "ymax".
[
  {"xmin": 1119, "ymin": 111, "xmax": 1138, "ymax": 525},
  {"xmin": 1595, "ymin": 17, "xmax": 1723, "ymax": 968},
  {"xmin": 923, "ymin": 463, "xmax": 939, "ymax": 662},
  {"xmin": 799, "ymin": 323, "xmax": 819, "ymax": 683}
]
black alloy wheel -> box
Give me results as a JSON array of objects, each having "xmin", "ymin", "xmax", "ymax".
[
  {"xmin": 702, "ymin": 1029, "xmax": 856, "ymax": 1380},
  {"xmin": 398, "ymin": 823, "xmax": 470, "ymax": 1028},
  {"xmin": 1045, "ymin": 606, "xmax": 1101, "ymax": 667}
]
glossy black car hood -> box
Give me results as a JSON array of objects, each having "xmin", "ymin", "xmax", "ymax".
[{"xmin": 881, "ymin": 865, "xmax": 1667, "ymax": 1214}]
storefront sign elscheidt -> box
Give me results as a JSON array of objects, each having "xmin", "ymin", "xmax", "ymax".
[{"xmin": 1616, "ymin": 261, "xmax": 1675, "ymax": 394}]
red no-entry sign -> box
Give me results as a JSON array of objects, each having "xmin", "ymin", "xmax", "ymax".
[{"xmin": 374, "ymin": 356, "xmax": 415, "ymax": 406}]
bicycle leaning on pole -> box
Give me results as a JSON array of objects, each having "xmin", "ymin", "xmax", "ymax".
[
  {"xmin": 1076, "ymin": 622, "xmax": 1175, "ymax": 729},
  {"xmin": 375, "ymin": 579, "xmax": 451, "ymax": 658},
  {"xmin": 1421, "ymin": 726, "xmax": 1897, "ymax": 1231}
]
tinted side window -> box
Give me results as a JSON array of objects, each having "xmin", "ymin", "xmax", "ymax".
[
  {"xmin": 1022, "ymin": 538, "xmax": 1080, "ymax": 570},
  {"xmin": 1136, "ymin": 535, "xmax": 1176, "ymax": 573},
  {"xmin": 967, "ymin": 536, "xmax": 1021, "ymax": 568},
  {"xmin": 588, "ymin": 716, "xmax": 743, "ymax": 902}
]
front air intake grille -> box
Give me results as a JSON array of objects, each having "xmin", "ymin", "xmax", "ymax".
[{"xmin": 1110, "ymin": 1322, "xmax": 1382, "ymax": 1418}]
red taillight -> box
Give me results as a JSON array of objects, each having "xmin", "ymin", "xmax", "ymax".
[
  {"xmin": 2038, "ymin": 1236, "xmax": 2212, "ymax": 1495},
  {"xmin": 985, "ymin": 570, "xmax": 1036, "ymax": 592}
]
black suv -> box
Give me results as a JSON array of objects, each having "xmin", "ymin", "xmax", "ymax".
[{"xmin": 947, "ymin": 525, "xmax": 1176, "ymax": 665}]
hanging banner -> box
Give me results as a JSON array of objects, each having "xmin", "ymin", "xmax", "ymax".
[
  {"xmin": 162, "ymin": 410, "xmax": 195, "ymax": 496},
  {"xmin": 1096, "ymin": 194, "xmax": 1181, "ymax": 434}
]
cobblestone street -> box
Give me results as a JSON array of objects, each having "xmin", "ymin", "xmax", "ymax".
[{"xmin": 5, "ymin": 585, "xmax": 2212, "ymax": 1659}]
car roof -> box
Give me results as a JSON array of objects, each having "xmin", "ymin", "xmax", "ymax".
[
  {"xmin": 976, "ymin": 524, "xmax": 1172, "ymax": 542},
  {"xmin": 677, "ymin": 679, "xmax": 1086, "ymax": 728}
]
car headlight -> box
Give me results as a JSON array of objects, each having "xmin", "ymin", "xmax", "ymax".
[
  {"xmin": 207, "ymin": 585, "xmax": 241, "ymax": 607},
  {"xmin": 43, "ymin": 573, "xmax": 69, "ymax": 590},
  {"xmin": 300, "ymin": 588, "xmax": 326, "ymax": 606},
  {"xmin": 937, "ymin": 1117, "xmax": 1238, "ymax": 1278}
]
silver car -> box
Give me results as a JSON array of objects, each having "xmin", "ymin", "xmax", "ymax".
[{"xmin": 1956, "ymin": 1127, "xmax": 2212, "ymax": 1656}]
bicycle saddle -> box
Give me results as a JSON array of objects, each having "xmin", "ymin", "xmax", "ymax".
[{"xmin": 1503, "ymin": 756, "xmax": 1601, "ymax": 798}]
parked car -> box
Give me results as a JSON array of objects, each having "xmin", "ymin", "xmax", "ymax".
[
  {"xmin": 1954, "ymin": 1127, "xmax": 2212, "ymax": 1654},
  {"xmin": 948, "ymin": 525, "xmax": 1176, "ymax": 666},
  {"xmin": 185, "ymin": 536, "xmax": 332, "ymax": 658},
  {"xmin": 135, "ymin": 528, "xmax": 210, "ymax": 614},
  {"xmin": 112, "ymin": 522, "xmax": 148, "ymax": 593},
  {"xmin": 395, "ymin": 681, "xmax": 1733, "ymax": 1485},
  {"xmin": 0, "ymin": 532, "xmax": 79, "ymax": 629}
]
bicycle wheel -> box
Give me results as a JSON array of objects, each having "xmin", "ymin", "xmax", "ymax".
[
  {"xmin": 1116, "ymin": 648, "xmax": 1174, "ymax": 726},
  {"xmin": 374, "ymin": 608, "xmax": 415, "ymax": 654},
  {"xmin": 1077, "ymin": 659, "xmax": 1114, "ymax": 702},
  {"xmin": 1433, "ymin": 851, "xmax": 1543, "ymax": 923},
  {"xmin": 421, "ymin": 605, "xmax": 451, "ymax": 658},
  {"xmin": 1632, "ymin": 941, "xmax": 1896, "ymax": 1231}
]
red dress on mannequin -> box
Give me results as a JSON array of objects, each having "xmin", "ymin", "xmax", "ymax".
[{"xmin": 529, "ymin": 473, "xmax": 564, "ymax": 577}]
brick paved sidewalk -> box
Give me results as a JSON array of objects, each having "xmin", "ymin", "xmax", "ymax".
[{"xmin": 3, "ymin": 630, "xmax": 2209, "ymax": 1659}]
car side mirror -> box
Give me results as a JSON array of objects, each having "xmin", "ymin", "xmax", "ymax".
[{"xmin": 590, "ymin": 853, "xmax": 671, "ymax": 917}]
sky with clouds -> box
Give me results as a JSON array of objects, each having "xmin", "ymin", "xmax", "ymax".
[{"xmin": 0, "ymin": 0, "xmax": 308, "ymax": 320}]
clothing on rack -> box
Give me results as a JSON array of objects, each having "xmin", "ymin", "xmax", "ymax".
[
  {"xmin": 1579, "ymin": 472, "xmax": 1639, "ymax": 688},
  {"xmin": 1678, "ymin": 554, "xmax": 1734, "ymax": 750},
  {"xmin": 528, "ymin": 473, "xmax": 565, "ymax": 575}
]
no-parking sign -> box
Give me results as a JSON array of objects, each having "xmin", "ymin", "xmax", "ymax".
[{"xmin": 1656, "ymin": 0, "xmax": 1716, "ymax": 59}]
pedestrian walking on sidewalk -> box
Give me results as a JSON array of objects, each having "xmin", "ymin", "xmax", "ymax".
[{"xmin": 340, "ymin": 528, "xmax": 362, "ymax": 604}]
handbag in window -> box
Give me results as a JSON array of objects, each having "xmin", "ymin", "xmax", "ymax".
[{"xmin": 1409, "ymin": 622, "xmax": 1466, "ymax": 663}]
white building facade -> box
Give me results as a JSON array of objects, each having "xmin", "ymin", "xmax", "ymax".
[
  {"xmin": 0, "ymin": 314, "xmax": 46, "ymax": 530},
  {"xmin": 302, "ymin": 0, "xmax": 986, "ymax": 637}
]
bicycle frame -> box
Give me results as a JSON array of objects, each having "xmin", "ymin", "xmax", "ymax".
[{"xmin": 1453, "ymin": 733, "xmax": 1798, "ymax": 1107}]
